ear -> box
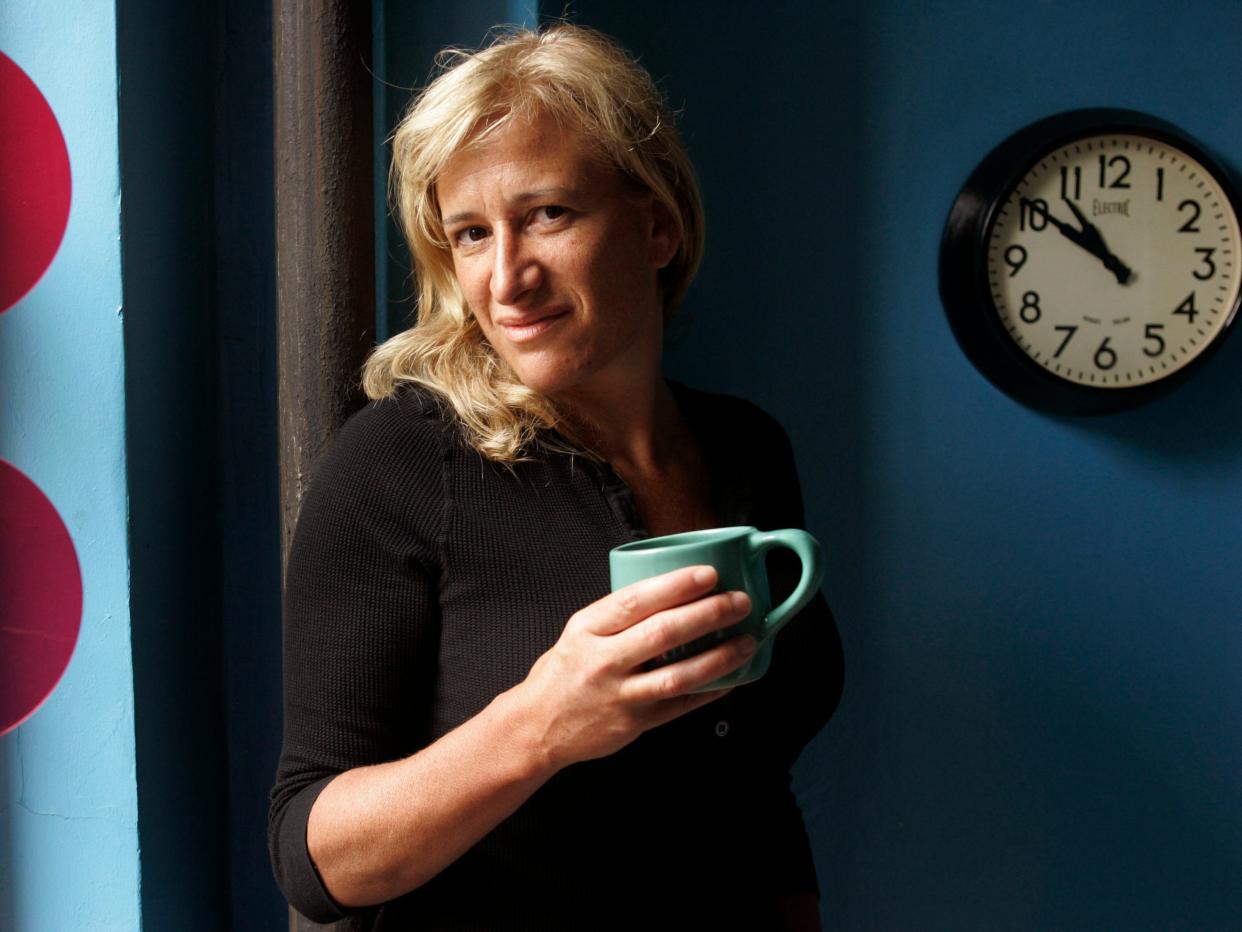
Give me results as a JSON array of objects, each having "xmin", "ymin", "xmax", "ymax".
[{"xmin": 646, "ymin": 196, "xmax": 682, "ymax": 270}]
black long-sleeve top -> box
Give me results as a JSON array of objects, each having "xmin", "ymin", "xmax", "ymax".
[{"xmin": 269, "ymin": 381, "xmax": 844, "ymax": 930}]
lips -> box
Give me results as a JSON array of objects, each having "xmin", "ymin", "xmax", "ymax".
[{"xmin": 494, "ymin": 309, "xmax": 570, "ymax": 344}]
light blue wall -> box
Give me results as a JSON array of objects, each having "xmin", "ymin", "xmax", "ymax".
[
  {"xmin": 0, "ymin": 2, "xmax": 140, "ymax": 931},
  {"xmin": 570, "ymin": 1, "xmax": 1242, "ymax": 928}
]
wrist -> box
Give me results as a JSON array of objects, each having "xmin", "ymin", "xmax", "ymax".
[{"xmin": 487, "ymin": 682, "xmax": 562, "ymax": 784}]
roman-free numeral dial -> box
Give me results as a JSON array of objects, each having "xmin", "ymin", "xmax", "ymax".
[
  {"xmin": 986, "ymin": 134, "xmax": 1240, "ymax": 389},
  {"xmin": 940, "ymin": 109, "xmax": 1242, "ymax": 413}
]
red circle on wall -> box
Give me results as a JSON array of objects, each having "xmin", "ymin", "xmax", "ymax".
[
  {"xmin": 0, "ymin": 459, "xmax": 83, "ymax": 735},
  {"xmin": 0, "ymin": 50, "xmax": 72, "ymax": 314}
]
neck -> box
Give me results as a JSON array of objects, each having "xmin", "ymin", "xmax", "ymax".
[{"xmin": 555, "ymin": 376, "xmax": 682, "ymax": 472}]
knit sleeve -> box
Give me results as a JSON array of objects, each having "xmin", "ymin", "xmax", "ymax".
[{"xmin": 268, "ymin": 390, "xmax": 449, "ymax": 922}]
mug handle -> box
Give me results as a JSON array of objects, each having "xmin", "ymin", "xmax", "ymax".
[{"xmin": 747, "ymin": 529, "xmax": 824, "ymax": 640}]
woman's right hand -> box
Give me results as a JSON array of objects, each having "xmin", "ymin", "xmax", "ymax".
[
  {"xmin": 513, "ymin": 565, "xmax": 757, "ymax": 770},
  {"xmin": 304, "ymin": 565, "xmax": 754, "ymax": 909}
]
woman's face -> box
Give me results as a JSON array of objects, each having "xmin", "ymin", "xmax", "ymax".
[{"xmin": 436, "ymin": 112, "xmax": 678, "ymax": 402}]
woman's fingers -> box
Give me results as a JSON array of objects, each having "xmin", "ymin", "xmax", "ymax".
[
  {"xmin": 611, "ymin": 589, "xmax": 752, "ymax": 671},
  {"xmin": 578, "ymin": 565, "xmax": 719, "ymax": 636},
  {"xmin": 620, "ymin": 632, "xmax": 757, "ymax": 705},
  {"xmin": 523, "ymin": 567, "xmax": 758, "ymax": 766}
]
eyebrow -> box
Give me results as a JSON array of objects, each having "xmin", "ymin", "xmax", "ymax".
[{"xmin": 440, "ymin": 187, "xmax": 583, "ymax": 228}]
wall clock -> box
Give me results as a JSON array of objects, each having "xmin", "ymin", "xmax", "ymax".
[{"xmin": 940, "ymin": 108, "xmax": 1241, "ymax": 413}]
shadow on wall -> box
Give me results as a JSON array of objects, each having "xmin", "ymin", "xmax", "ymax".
[
  {"xmin": 563, "ymin": 2, "xmax": 876, "ymax": 564},
  {"xmin": 119, "ymin": 0, "xmax": 282, "ymax": 929},
  {"xmin": 560, "ymin": 4, "xmax": 876, "ymax": 926}
]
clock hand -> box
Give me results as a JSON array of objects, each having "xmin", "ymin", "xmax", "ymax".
[
  {"xmin": 1021, "ymin": 198, "xmax": 1133, "ymax": 285},
  {"xmin": 1023, "ymin": 198, "xmax": 1095, "ymax": 249},
  {"xmin": 1060, "ymin": 197, "xmax": 1133, "ymax": 285}
]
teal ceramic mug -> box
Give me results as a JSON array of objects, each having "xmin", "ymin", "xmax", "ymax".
[{"xmin": 609, "ymin": 526, "xmax": 824, "ymax": 690}]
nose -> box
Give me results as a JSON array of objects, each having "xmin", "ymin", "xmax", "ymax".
[{"xmin": 490, "ymin": 228, "xmax": 541, "ymax": 306}]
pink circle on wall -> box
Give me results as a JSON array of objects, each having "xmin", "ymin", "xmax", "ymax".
[
  {"xmin": 0, "ymin": 459, "xmax": 83, "ymax": 735},
  {"xmin": 0, "ymin": 50, "xmax": 72, "ymax": 314}
]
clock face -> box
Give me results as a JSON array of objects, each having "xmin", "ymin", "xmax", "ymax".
[{"xmin": 985, "ymin": 133, "xmax": 1242, "ymax": 389}]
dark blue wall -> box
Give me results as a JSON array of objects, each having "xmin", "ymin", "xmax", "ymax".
[
  {"xmin": 569, "ymin": 1, "xmax": 1242, "ymax": 928},
  {"xmin": 119, "ymin": 0, "xmax": 230, "ymax": 927},
  {"xmin": 120, "ymin": 1, "xmax": 281, "ymax": 928}
]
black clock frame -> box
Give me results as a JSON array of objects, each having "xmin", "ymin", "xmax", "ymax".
[{"xmin": 939, "ymin": 107, "xmax": 1242, "ymax": 414}]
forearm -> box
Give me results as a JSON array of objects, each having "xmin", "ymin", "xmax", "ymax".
[
  {"xmin": 307, "ymin": 684, "xmax": 555, "ymax": 908},
  {"xmin": 302, "ymin": 566, "xmax": 754, "ymax": 911}
]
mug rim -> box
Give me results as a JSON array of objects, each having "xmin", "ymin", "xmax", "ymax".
[{"xmin": 611, "ymin": 525, "xmax": 756, "ymax": 555}]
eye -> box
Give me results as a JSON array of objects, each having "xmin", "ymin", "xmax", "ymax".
[
  {"xmin": 453, "ymin": 225, "xmax": 489, "ymax": 247},
  {"xmin": 534, "ymin": 205, "xmax": 568, "ymax": 223}
]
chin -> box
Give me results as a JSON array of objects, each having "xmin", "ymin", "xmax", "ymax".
[
  {"xmin": 515, "ymin": 371, "xmax": 584, "ymax": 399},
  {"xmin": 506, "ymin": 350, "xmax": 598, "ymax": 399}
]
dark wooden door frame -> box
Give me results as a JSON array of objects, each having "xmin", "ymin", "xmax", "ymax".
[
  {"xmin": 273, "ymin": 0, "xmax": 375, "ymax": 928},
  {"xmin": 274, "ymin": 0, "xmax": 376, "ymax": 555}
]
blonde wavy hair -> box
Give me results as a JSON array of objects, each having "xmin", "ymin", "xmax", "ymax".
[{"xmin": 362, "ymin": 23, "xmax": 705, "ymax": 462}]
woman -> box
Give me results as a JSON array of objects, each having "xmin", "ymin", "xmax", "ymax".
[{"xmin": 270, "ymin": 23, "xmax": 843, "ymax": 931}]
